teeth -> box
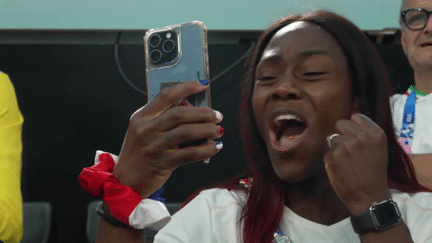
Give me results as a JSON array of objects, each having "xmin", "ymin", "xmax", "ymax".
[{"xmin": 274, "ymin": 114, "xmax": 302, "ymax": 127}]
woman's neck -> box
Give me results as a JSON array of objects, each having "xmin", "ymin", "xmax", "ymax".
[{"xmin": 283, "ymin": 176, "xmax": 351, "ymax": 226}]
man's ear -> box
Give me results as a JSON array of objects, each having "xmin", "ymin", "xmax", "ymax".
[{"xmin": 401, "ymin": 31, "xmax": 408, "ymax": 56}]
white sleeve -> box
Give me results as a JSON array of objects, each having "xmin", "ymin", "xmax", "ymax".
[
  {"xmin": 153, "ymin": 189, "xmax": 243, "ymax": 243},
  {"xmin": 394, "ymin": 191, "xmax": 432, "ymax": 242},
  {"xmin": 390, "ymin": 94, "xmax": 404, "ymax": 138},
  {"xmin": 153, "ymin": 193, "xmax": 213, "ymax": 243},
  {"xmin": 412, "ymin": 98, "xmax": 432, "ymax": 154}
]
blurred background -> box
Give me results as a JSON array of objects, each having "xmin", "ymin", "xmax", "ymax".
[
  {"xmin": 0, "ymin": 0, "xmax": 412, "ymax": 242},
  {"xmin": 1, "ymin": 0, "xmax": 400, "ymax": 30}
]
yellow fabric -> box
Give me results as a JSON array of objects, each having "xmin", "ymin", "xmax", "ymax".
[{"xmin": 0, "ymin": 72, "xmax": 23, "ymax": 243}]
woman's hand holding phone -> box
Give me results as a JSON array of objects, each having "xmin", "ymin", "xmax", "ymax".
[{"xmin": 112, "ymin": 81, "xmax": 223, "ymax": 199}]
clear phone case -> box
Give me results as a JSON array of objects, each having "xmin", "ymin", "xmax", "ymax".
[{"xmin": 144, "ymin": 21, "xmax": 210, "ymax": 107}]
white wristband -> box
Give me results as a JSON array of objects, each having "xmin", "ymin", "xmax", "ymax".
[{"xmin": 129, "ymin": 199, "xmax": 171, "ymax": 230}]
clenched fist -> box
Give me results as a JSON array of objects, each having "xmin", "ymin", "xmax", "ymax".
[{"xmin": 324, "ymin": 113, "xmax": 391, "ymax": 215}]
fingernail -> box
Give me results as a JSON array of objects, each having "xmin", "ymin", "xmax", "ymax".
[
  {"xmin": 215, "ymin": 141, "xmax": 223, "ymax": 150},
  {"xmin": 199, "ymin": 79, "xmax": 209, "ymax": 85},
  {"xmin": 204, "ymin": 158, "xmax": 210, "ymax": 164},
  {"xmin": 180, "ymin": 100, "xmax": 189, "ymax": 106},
  {"xmin": 218, "ymin": 126, "xmax": 225, "ymax": 135},
  {"xmin": 214, "ymin": 110, "xmax": 223, "ymax": 121}
]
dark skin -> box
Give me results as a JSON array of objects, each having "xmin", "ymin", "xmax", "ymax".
[
  {"xmin": 96, "ymin": 81, "xmax": 223, "ymax": 242},
  {"xmin": 112, "ymin": 81, "xmax": 223, "ymax": 199},
  {"xmin": 96, "ymin": 22, "xmax": 414, "ymax": 243},
  {"xmin": 252, "ymin": 21, "xmax": 413, "ymax": 242},
  {"xmin": 252, "ymin": 21, "xmax": 357, "ymax": 225}
]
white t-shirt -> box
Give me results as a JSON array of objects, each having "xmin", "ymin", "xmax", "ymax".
[
  {"xmin": 154, "ymin": 188, "xmax": 432, "ymax": 243},
  {"xmin": 390, "ymin": 89, "xmax": 432, "ymax": 154}
]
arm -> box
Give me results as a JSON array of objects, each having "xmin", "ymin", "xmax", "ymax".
[
  {"xmin": 0, "ymin": 73, "xmax": 23, "ymax": 243},
  {"xmin": 95, "ymin": 81, "xmax": 223, "ymax": 242},
  {"xmin": 409, "ymin": 153, "xmax": 432, "ymax": 189},
  {"xmin": 96, "ymin": 203, "xmax": 145, "ymax": 243},
  {"xmin": 347, "ymin": 198, "xmax": 414, "ymax": 242},
  {"xmin": 325, "ymin": 114, "xmax": 414, "ymax": 242},
  {"xmin": 358, "ymin": 224, "xmax": 413, "ymax": 242}
]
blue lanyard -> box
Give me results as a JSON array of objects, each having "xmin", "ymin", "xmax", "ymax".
[{"xmin": 399, "ymin": 90, "xmax": 417, "ymax": 147}]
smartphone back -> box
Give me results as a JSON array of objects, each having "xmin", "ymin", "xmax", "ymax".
[{"xmin": 144, "ymin": 21, "xmax": 210, "ymax": 107}]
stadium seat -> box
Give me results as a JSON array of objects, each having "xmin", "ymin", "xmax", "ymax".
[{"xmin": 20, "ymin": 202, "xmax": 52, "ymax": 243}]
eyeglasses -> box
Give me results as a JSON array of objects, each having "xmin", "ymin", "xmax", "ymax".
[{"xmin": 401, "ymin": 8, "xmax": 432, "ymax": 30}]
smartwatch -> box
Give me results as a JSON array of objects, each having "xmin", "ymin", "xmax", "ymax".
[{"xmin": 350, "ymin": 199, "xmax": 401, "ymax": 234}]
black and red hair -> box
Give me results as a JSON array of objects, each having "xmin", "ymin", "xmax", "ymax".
[
  {"xmin": 238, "ymin": 10, "xmax": 430, "ymax": 243},
  {"xmin": 180, "ymin": 10, "xmax": 429, "ymax": 243}
]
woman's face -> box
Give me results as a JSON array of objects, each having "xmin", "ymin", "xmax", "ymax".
[{"xmin": 252, "ymin": 21, "xmax": 357, "ymax": 183}]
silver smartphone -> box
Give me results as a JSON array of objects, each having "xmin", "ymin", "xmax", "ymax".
[
  {"xmin": 144, "ymin": 21, "xmax": 211, "ymax": 107},
  {"xmin": 144, "ymin": 21, "xmax": 211, "ymax": 149}
]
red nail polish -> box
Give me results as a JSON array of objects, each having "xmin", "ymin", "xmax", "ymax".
[{"xmin": 219, "ymin": 126, "xmax": 225, "ymax": 135}]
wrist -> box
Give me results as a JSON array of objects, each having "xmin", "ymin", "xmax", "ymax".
[
  {"xmin": 112, "ymin": 163, "xmax": 143, "ymax": 194},
  {"xmin": 350, "ymin": 198, "xmax": 401, "ymax": 234},
  {"xmin": 113, "ymin": 162, "xmax": 172, "ymax": 199},
  {"xmin": 97, "ymin": 201, "xmax": 133, "ymax": 228},
  {"xmin": 101, "ymin": 201, "xmax": 113, "ymax": 216},
  {"xmin": 346, "ymin": 192, "xmax": 392, "ymax": 216},
  {"xmin": 79, "ymin": 151, "xmax": 170, "ymax": 230}
]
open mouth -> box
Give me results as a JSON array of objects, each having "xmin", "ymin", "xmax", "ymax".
[
  {"xmin": 421, "ymin": 42, "xmax": 432, "ymax": 47},
  {"xmin": 274, "ymin": 115, "xmax": 307, "ymax": 141},
  {"xmin": 270, "ymin": 113, "xmax": 308, "ymax": 154}
]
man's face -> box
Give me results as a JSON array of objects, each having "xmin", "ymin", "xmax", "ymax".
[{"xmin": 401, "ymin": 0, "xmax": 432, "ymax": 69}]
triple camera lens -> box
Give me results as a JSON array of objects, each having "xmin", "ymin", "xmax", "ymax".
[
  {"xmin": 148, "ymin": 31, "xmax": 178, "ymax": 64},
  {"xmin": 162, "ymin": 39, "xmax": 175, "ymax": 53},
  {"xmin": 149, "ymin": 34, "xmax": 161, "ymax": 47}
]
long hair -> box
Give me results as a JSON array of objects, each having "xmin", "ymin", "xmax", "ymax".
[{"xmin": 238, "ymin": 10, "xmax": 430, "ymax": 243}]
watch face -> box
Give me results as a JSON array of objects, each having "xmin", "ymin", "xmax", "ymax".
[{"xmin": 372, "ymin": 201, "xmax": 401, "ymax": 228}]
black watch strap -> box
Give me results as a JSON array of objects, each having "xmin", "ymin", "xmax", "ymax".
[
  {"xmin": 350, "ymin": 209, "xmax": 375, "ymax": 234},
  {"xmin": 350, "ymin": 199, "xmax": 401, "ymax": 234},
  {"xmin": 96, "ymin": 201, "xmax": 131, "ymax": 228}
]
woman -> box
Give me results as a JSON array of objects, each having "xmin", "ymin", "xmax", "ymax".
[{"xmin": 83, "ymin": 10, "xmax": 432, "ymax": 242}]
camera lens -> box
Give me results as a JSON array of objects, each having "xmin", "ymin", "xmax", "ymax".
[
  {"xmin": 149, "ymin": 34, "xmax": 161, "ymax": 47},
  {"xmin": 149, "ymin": 49, "xmax": 162, "ymax": 63},
  {"xmin": 162, "ymin": 39, "xmax": 176, "ymax": 53}
]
